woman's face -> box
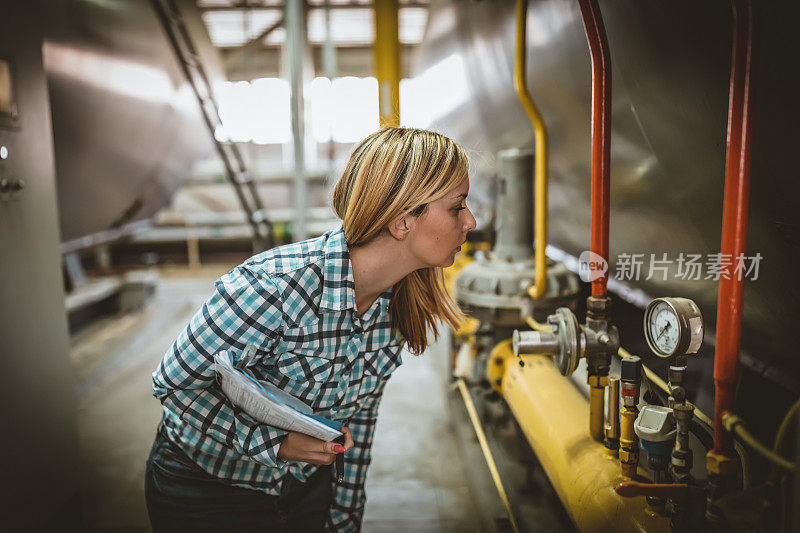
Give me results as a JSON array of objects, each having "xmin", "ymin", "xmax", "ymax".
[{"xmin": 406, "ymin": 176, "xmax": 477, "ymax": 268}]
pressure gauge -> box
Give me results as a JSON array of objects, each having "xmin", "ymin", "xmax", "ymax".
[{"xmin": 643, "ymin": 297, "xmax": 704, "ymax": 357}]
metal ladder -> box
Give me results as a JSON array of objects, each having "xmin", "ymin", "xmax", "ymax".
[{"xmin": 152, "ymin": 0, "xmax": 273, "ymax": 252}]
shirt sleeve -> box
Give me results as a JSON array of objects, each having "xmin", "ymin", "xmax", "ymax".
[
  {"xmin": 327, "ymin": 378, "xmax": 390, "ymax": 532},
  {"xmin": 152, "ymin": 266, "xmax": 288, "ymax": 468}
]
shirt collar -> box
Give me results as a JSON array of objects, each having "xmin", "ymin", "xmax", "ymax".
[{"xmin": 320, "ymin": 226, "xmax": 392, "ymax": 316}]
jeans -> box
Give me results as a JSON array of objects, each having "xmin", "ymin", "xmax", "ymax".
[{"xmin": 145, "ymin": 428, "xmax": 331, "ymax": 533}]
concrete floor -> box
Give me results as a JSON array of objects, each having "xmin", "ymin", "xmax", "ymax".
[{"xmin": 70, "ymin": 266, "xmax": 487, "ymax": 532}]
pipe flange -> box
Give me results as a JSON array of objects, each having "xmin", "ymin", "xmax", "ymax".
[{"xmin": 551, "ymin": 307, "xmax": 581, "ymax": 376}]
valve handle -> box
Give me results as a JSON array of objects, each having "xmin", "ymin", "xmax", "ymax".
[{"xmin": 614, "ymin": 481, "xmax": 689, "ymax": 499}]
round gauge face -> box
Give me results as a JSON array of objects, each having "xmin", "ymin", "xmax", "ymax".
[{"xmin": 648, "ymin": 301, "xmax": 680, "ymax": 355}]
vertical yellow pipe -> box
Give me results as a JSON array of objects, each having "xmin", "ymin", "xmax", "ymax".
[
  {"xmin": 515, "ymin": 0, "xmax": 548, "ymax": 299},
  {"xmin": 374, "ymin": 0, "xmax": 400, "ymax": 127},
  {"xmin": 589, "ymin": 383, "xmax": 606, "ymax": 442}
]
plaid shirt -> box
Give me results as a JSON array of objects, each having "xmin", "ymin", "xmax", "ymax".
[{"xmin": 152, "ymin": 226, "xmax": 404, "ymax": 531}]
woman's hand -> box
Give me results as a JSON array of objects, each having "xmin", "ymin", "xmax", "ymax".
[{"xmin": 277, "ymin": 427, "xmax": 354, "ymax": 465}]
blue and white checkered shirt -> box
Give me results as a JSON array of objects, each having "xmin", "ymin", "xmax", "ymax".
[{"xmin": 152, "ymin": 226, "xmax": 404, "ymax": 531}]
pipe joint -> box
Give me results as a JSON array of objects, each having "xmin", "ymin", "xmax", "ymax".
[
  {"xmin": 586, "ymin": 294, "xmax": 612, "ymax": 320},
  {"xmin": 705, "ymin": 449, "xmax": 738, "ymax": 477},
  {"xmin": 583, "ymin": 323, "xmax": 619, "ymax": 376}
]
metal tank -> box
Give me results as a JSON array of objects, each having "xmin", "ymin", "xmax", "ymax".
[
  {"xmin": 42, "ymin": 0, "xmax": 220, "ymax": 246},
  {"xmin": 415, "ymin": 0, "xmax": 799, "ymax": 393}
]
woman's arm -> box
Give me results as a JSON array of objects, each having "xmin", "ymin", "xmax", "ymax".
[{"xmin": 152, "ymin": 267, "xmax": 289, "ymax": 468}]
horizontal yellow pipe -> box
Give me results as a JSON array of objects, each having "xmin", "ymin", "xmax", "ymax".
[{"xmin": 499, "ymin": 350, "xmax": 669, "ymax": 532}]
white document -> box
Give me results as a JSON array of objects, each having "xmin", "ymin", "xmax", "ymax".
[{"xmin": 214, "ymin": 350, "xmax": 342, "ymax": 442}]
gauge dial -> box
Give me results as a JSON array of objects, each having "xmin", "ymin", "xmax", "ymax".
[
  {"xmin": 644, "ymin": 297, "xmax": 704, "ymax": 357},
  {"xmin": 648, "ymin": 301, "xmax": 680, "ymax": 355}
]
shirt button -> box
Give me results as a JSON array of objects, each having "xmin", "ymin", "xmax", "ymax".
[
  {"xmin": 354, "ymin": 333, "xmax": 361, "ymax": 341},
  {"xmin": 331, "ymin": 406, "xmax": 339, "ymax": 413}
]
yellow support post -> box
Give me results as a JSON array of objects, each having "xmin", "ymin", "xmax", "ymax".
[
  {"xmin": 515, "ymin": 0, "xmax": 548, "ymax": 299},
  {"xmin": 373, "ymin": 0, "xmax": 400, "ymax": 127}
]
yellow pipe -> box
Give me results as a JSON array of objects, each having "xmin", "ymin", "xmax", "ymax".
[
  {"xmin": 589, "ymin": 380, "xmax": 606, "ymax": 442},
  {"xmin": 487, "ymin": 339, "xmax": 514, "ymax": 394},
  {"xmin": 723, "ymin": 412, "xmax": 796, "ymax": 472},
  {"xmin": 515, "ymin": 0, "xmax": 548, "ymax": 299},
  {"xmin": 773, "ymin": 396, "xmax": 800, "ymax": 456},
  {"xmin": 455, "ymin": 379, "xmax": 521, "ymax": 533},
  {"xmin": 373, "ymin": 0, "xmax": 400, "ymax": 127},
  {"xmin": 525, "ymin": 315, "xmax": 552, "ymax": 332},
  {"xmin": 524, "ymin": 316, "xmax": 606, "ymax": 441},
  {"xmin": 497, "ymin": 349, "xmax": 669, "ymax": 532}
]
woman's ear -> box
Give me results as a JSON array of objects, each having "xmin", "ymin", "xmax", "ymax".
[{"xmin": 388, "ymin": 215, "xmax": 413, "ymax": 240}]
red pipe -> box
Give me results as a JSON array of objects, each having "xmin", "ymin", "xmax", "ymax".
[
  {"xmin": 577, "ymin": 0, "xmax": 612, "ymax": 297},
  {"xmin": 714, "ymin": 0, "xmax": 753, "ymax": 455}
]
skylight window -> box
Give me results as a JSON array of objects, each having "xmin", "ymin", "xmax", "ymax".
[
  {"xmin": 201, "ymin": 6, "xmax": 427, "ymax": 47},
  {"xmin": 202, "ymin": 9, "xmax": 282, "ymax": 48}
]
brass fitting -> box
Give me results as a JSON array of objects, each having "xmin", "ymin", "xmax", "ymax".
[
  {"xmin": 604, "ymin": 377, "xmax": 620, "ymax": 457},
  {"xmin": 619, "ymin": 447, "xmax": 636, "ymax": 465},
  {"xmin": 620, "ymin": 407, "xmax": 640, "ymax": 478},
  {"xmin": 705, "ymin": 450, "xmax": 738, "ymax": 477},
  {"xmin": 619, "ymin": 356, "xmax": 642, "ymax": 478},
  {"xmin": 588, "ymin": 375, "xmax": 609, "ymax": 388}
]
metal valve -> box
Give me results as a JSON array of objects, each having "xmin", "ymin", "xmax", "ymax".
[
  {"xmin": 512, "ymin": 305, "xmax": 618, "ymax": 377},
  {"xmin": 512, "ymin": 307, "xmax": 582, "ymax": 375}
]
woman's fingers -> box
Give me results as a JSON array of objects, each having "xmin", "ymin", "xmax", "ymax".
[
  {"xmin": 341, "ymin": 427, "xmax": 355, "ymax": 451},
  {"xmin": 320, "ymin": 440, "xmax": 341, "ymax": 454},
  {"xmin": 277, "ymin": 430, "xmax": 351, "ymax": 465},
  {"xmin": 307, "ymin": 452, "xmax": 337, "ymax": 465},
  {"xmin": 300, "ymin": 434, "xmax": 343, "ymax": 455}
]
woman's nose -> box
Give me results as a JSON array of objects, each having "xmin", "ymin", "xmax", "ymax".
[{"xmin": 464, "ymin": 207, "xmax": 477, "ymax": 232}]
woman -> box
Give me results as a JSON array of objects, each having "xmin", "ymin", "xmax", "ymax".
[{"xmin": 145, "ymin": 127, "xmax": 477, "ymax": 532}]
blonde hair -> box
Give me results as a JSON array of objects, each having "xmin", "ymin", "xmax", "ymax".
[{"xmin": 332, "ymin": 127, "xmax": 467, "ymax": 355}]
